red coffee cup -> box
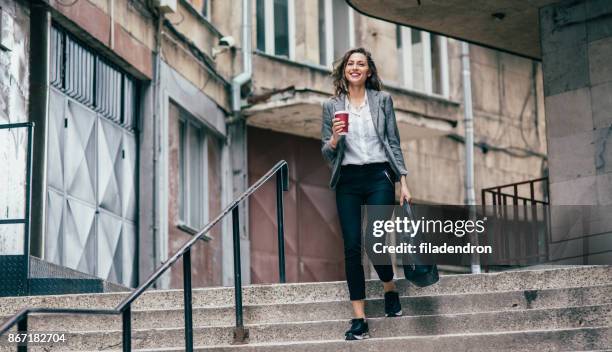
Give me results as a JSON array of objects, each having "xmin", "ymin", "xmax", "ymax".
[{"xmin": 334, "ymin": 110, "xmax": 349, "ymax": 135}]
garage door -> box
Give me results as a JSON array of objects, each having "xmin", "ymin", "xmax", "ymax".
[{"xmin": 44, "ymin": 25, "xmax": 138, "ymax": 287}]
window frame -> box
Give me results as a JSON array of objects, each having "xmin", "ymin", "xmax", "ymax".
[
  {"xmin": 397, "ymin": 25, "xmax": 450, "ymax": 98},
  {"xmin": 319, "ymin": 0, "xmax": 355, "ymax": 67},
  {"xmin": 257, "ymin": 0, "xmax": 296, "ymax": 60},
  {"xmin": 202, "ymin": 0, "xmax": 211, "ymax": 20},
  {"xmin": 178, "ymin": 113, "xmax": 210, "ymax": 230}
]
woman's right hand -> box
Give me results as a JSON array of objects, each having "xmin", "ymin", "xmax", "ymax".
[{"xmin": 330, "ymin": 117, "xmax": 345, "ymax": 149}]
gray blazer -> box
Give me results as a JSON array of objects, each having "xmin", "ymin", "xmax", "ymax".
[{"xmin": 321, "ymin": 89, "xmax": 408, "ymax": 189}]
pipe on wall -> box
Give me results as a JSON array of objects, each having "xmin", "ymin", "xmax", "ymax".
[
  {"xmin": 225, "ymin": 0, "xmax": 253, "ymax": 286},
  {"xmin": 461, "ymin": 42, "xmax": 481, "ymax": 274}
]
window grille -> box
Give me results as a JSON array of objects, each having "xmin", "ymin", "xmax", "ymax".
[{"xmin": 49, "ymin": 25, "xmax": 139, "ymax": 131}]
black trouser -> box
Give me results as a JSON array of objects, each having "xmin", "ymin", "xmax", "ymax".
[{"xmin": 336, "ymin": 162, "xmax": 395, "ymax": 301}]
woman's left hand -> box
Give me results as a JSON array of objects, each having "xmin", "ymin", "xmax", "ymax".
[{"xmin": 399, "ymin": 178, "xmax": 412, "ymax": 206}]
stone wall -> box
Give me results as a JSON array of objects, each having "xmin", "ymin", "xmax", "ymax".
[
  {"xmin": 541, "ymin": 0, "xmax": 612, "ymax": 206},
  {"xmin": 539, "ymin": 0, "xmax": 612, "ymax": 263}
]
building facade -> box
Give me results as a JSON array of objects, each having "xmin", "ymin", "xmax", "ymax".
[{"xmin": 0, "ymin": 0, "xmax": 546, "ymax": 289}]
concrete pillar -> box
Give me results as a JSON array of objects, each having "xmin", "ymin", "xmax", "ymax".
[
  {"xmin": 224, "ymin": 119, "xmax": 251, "ymax": 286},
  {"xmin": 539, "ymin": 0, "xmax": 612, "ymax": 263},
  {"xmin": 28, "ymin": 0, "xmax": 50, "ymax": 258}
]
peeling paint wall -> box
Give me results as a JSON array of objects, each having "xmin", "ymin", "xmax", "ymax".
[{"xmin": 0, "ymin": 0, "xmax": 30, "ymax": 254}]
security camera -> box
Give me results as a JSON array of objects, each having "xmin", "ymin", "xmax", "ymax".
[
  {"xmin": 218, "ymin": 36, "xmax": 236, "ymax": 48},
  {"xmin": 212, "ymin": 36, "xmax": 236, "ymax": 59}
]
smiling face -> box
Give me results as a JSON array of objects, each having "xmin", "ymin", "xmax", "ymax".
[{"xmin": 344, "ymin": 52, "xmax": 370, "ymax": 88}]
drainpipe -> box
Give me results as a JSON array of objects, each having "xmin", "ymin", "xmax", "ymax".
[
  {"xmin": 232, "ymin": 0, "xmax": 252, "ymax": 113},
  {"xmin": 152, "ymin": 12, "xmax": 166, "ymax": 287},
  {"xmin": 29, "ymin": 0, "xmax": 51, "ymax": 259},
  {"xmin": 461, "ymin": 42, "xmax": 481, "ymax": 274}
]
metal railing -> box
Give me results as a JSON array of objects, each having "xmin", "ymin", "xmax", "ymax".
[
  {"xmin": 482, "ymin": 177, "xmax": 549, "ymax": 207},
  {"xmin": 0, "ymin": 122, "xmax": 34, "ymax": 293},
  {"xmin": 0, "ymin": 160, "xmax": 289, "ymax": 351},
  {"xmin": 481, "ymin": 177, "xmax": 549, "ymax": 270}
]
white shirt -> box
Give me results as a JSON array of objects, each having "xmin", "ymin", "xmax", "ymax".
[{"xmin": 341, "ymin": 91, "xmax": 388, "ymax": 166}]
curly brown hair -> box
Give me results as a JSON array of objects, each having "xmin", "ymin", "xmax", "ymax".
[{"xmin": 331, "ymin": 47, "xmax": 383, "ymax": 97}]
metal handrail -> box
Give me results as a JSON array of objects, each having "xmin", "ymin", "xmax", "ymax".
[{"xmin": 0, "ymin": 159, "xmax": 289, "ymax": 351}]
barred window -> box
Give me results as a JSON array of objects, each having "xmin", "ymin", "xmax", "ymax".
[{"xmin": 49, "ymin": 25, "xmax": 139, "ymax": 131}]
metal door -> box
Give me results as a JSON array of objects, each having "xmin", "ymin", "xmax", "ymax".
[
  {"xmin": 45, "ymin": 90, "xmax": 137, "ymax": 287},
  {"xmin": 44, "ymin": 26, "xmax": 138, "ymax": 287},
  {"xmin": 248, "ymin": 127, "xmax": 344, "ymax": 283}
]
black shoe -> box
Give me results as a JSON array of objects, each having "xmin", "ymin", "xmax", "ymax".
[
  {"xmin": 384, "ymin": 291, "xmax": 402, "ymax": 317},
  {"xmin": 345, "ymin": 318, "xmax": 369, "ymax": 340}
]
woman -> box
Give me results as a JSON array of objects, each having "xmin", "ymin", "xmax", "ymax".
[{"xmin": 321, "ymin": 47, "xmax": 412, "ymax": 340}]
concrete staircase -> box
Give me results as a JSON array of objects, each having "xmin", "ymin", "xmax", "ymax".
[{"xmin": 0, "ymin": 266, "xmax": 610, "ymax": 351}]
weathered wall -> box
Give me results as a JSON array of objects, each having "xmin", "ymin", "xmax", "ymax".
[
  {"xmin": 539, "ymin": 0, "xmax": 612, "ymax": 263},
  {"xmin": 404, "ymin": 42, "xmax": 547, "ymax": 205},
  {"xmin": 0, "ymin": 0, "xmax": 30, "ymax": 254},
  {"xmin": 355, "ymin": 15, "xmax": 400, "ymax": 85},
  {"xmin": 49, "ymin": 0, "xmax": 233, "ymax": 111},
  {"xmin": 49, "ymin": 0, "xmax": 154, "ymax": 79}
]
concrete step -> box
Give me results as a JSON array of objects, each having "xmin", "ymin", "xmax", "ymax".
[
  {"xmin": 138, "ymin": 326, "xmax": 612, "ymax": 352},
  {"xmin": 0, "ymin": 266, "xmax": 610, "ymax": 316},
  {"xmin": 14, "ymin": 304, "xmax": 612, "ymax": 351},
  {"xmin": 12, "ymin": 284, "xmax": 612, "ymax": 332}
]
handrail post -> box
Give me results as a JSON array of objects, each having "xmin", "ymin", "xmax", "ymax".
[
  {"xmin": 183, "ymin": 249, "xmax": 194, "ymax": 352},
  {"xmin": 232, "ymin": 206, "xmax": 248, "ymax": 343},
  {"xmin": 122, "ymin": 307, "xmax": 131, "ymax": 352},
  {"xmin": 276, "ymin": 169, "xmax": 286, "ymax": 283},
  {"xmin": 24, "ymin": 124, "xmax": 34, "ymax": 294},
  {"xmin": 17, "ymin": 315, "xmax": 27, "ymax": 352}
]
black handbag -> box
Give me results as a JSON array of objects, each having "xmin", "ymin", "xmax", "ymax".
[{"xmin": 401, "ymin": 202, "xmax": 440, "ymax": 287}]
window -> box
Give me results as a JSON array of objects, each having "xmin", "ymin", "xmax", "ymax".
[
  {"xmin": 202, "ymin": 0, "xmax": 211, "ymax": 19},
  {"xmin": 256, "ymin": 0, "xmax": 266, "ymax": 52},
  {"xmin": 318, "ymin": 0, "xmax": 327, "ymax": 65},
  {"xmin": 179, "ymin": 115, "xmax": 209, "ymax": 229},
  {"xmin": 274, "ymin": 0, "xmax": 289, "ymax": 57},
  {"xmin": 396, "ymin": 25, "xmax": 449, "ymax": 97},
  {"xmin": 430, "ymin": 34, "xmax": 446, "ymax": 96},
  {"xmin": 256, "ymin": 0, "xmax": 295, "ymax": 59},
  {"xmin": 318, "ymin": 0, "xmax": 355, "ymax": 67}
]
